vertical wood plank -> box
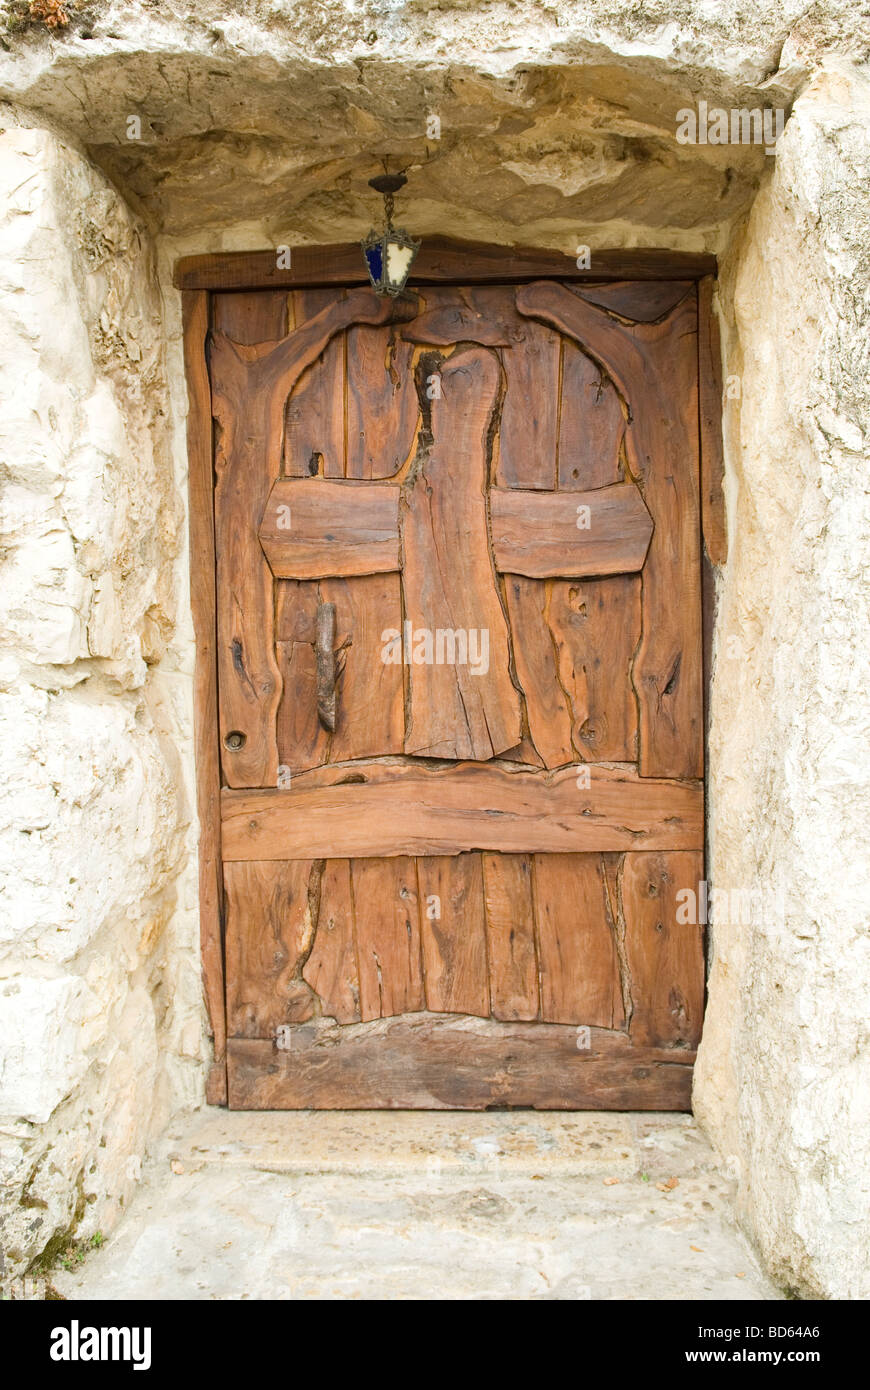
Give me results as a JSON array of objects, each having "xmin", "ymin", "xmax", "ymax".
[
  {"xmin": 320, "ymin": 573, "xmax": 405, "ymax": 761},
  {"xmin": 621, "ymin": 851, "xmax": 705, "ymax": 1047},
  {"xmin": 224, "ymin": 859, "xmax": 316, "ymax": 1036},
  {"xmin": 283, "ymin": 288, "xmax": 346, "ymax": 478},
  {"xmin": 534, "ymin": 854, "xmax": 624, "ymax": 1028},
  {"xmin": 401, "ymin": 346, "xmax": 521, "ymax": 759},
  {"xmin": 697, "ymin": 276, "xmax": 727, "ymax": 564},
  {"xmin": 504, "ymin": 576, "xmax": 574, "ymax": 769},
  {"xmin": 302, "ymin": 859, "xmax": 360, "ymax": 1023},
  {"xmin": 346, "ymin": 325, "xmax": 419, "ymax": 479},
  {"xmin": 274, "ymin": 580, "xmax": 331, "ymax": 774},
  {"xmin": 352, "ymin": 857, "xmax": 424, "ymax": 1021},
  {"xmin": 183, "ymin": 289, "xmax": 227, "ymax": 1103},
  {"xmin": 497, "ymin": 316, "xmax": 560, "ymax": 488},
  {"xmin": 547, "ymin": 576, "xmax": 641, "ymax": 762},
  {"xmin": 558, "ymin": 345, "xmax": 624, "ymax": 490},
  {"xmin": 213, "ymin": 291, "xmax": 287, "ymax": 343},
  {"xmin": 418, "ymin": 854, "xmax": 490, "ymax": 1018},
  {"xmin": 482, "ymin": 853, "xmax": 539, "ymax": 1021}
]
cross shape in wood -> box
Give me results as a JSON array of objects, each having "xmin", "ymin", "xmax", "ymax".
[{"xmin": 258, "ymin": 346, "xmax": 653, "ymax": 762}]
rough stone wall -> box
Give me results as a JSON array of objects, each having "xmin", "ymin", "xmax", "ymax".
[
  {"xmin": 0, "ymin": 110, "xmax": 205, "ymax": 1278},
  {"xmin": 695, "ymin": 62, "xmax": 870, "ymax": 1300}
]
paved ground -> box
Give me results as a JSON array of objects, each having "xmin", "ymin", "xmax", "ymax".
[{"xmin": 55, "ymin": 1111, "xmax": 781, "ymax": 1300}]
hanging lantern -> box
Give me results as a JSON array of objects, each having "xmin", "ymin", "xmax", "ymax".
[{"xmin": 361, "ymin": 172, "xmax": 420, "ymax": 296}]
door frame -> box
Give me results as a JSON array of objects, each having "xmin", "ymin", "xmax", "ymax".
[{"xmin": 176, "ymin": 237, "xmax": 725, "ymax": 1105}]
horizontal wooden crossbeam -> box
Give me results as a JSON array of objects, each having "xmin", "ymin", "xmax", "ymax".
[
  {"xmin": 259, "ymin": 478, "xmax": 653, "ymax": 580},
  {"xmin": 221, "ymin": 761, "xmax": 704, "ymax": 860}
]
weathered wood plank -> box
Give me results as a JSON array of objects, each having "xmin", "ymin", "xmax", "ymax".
[
  {"xmin": 346, "ymin": 325, "xmax": 418, "ymax": 479},
  {"xmin": 558, "ymin": 346, "xmax": 624, "ymax": 490},
  {"xmin": 320, "ymin": 574, "xmax": 405, "ymax": 762},
  {"xmin": 302, "ymin": 859, "xmax": 360, "ymax": 1023},
  {"xmin": 534, "ymin": 854, "xmax": 625, "ymax": 1028},
  {"xmin": 482, "ymin": 853, "xmax": 539, "ymax": 1021},
  {"xmin": 547, "ymin": 576, "xmax": 641, "ymax": 762},
  {"xmin": 417, "ymin": 854, "xmax": 490, "ymax": 1018},
  {"xmin": 402, "ymin": 285, "xmax": 525, "ymax": 346},
  {"xmin": 213, "ymin": 290, "xmax": 287, "ymax": 342},
  {"xmin": 516, "ymin": 283, "xmax": 703, "ymax": 778},
  {"xmin": 573, "ymin": 280, "xmax": 693, "ymax": 323},
  {"xmin": 182, "ymin": 289, "xmax": 227, "ymax": 1104},
  {"xmin": 259, "ymin": 477, "xmax": 400, "ymax": 579},
  {"xmin": 283, "ymin": 288, "xmax": 346, "ymax": 478},
  {"xmin": 497, "ymin": 316, "xmax": 560, "ymax": 489},
  {"xmin": 401, "ymin": 346, "xmax": 522, "ymax": 759},
  {"xmin": 621, "ymin": 851, "xmax": 705, "ymax": 1048},
  {"xmin": 224, "ymin": 859, "xmax": 316, "ymax": 1037},
  {"xmin": 221, "ymin": 761, "xmax": 704, "ymax": 860},
  {"xmin": 697, "ymin": 276, "xmax": 727, "ymax": 565},
  {"xmin": 504, "ymin": 577, "xmax": 575, "ymax": 769},
  {"xmin": 227, "ymin": 1017, "xmax": 696, "ymax": 1109},
  {"xmin": 351, "ymin": 857, "xmax": 425, "ymax": 1022},
  {"xmin": 274, "ymin": 581, "xmax": 330, "ymax": 774},
  {"xmin": 176, "ymin": 238, "xmax": 717, "ymax": 291},
  {"xmin": 490, "ymin": 483, "xmax": 653, "ymax": 579}
]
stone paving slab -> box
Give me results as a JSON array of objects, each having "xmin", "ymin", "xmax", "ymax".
[{"xmin": 54, "ymin": 1111, "xmax": 781, "ymax": 1301}]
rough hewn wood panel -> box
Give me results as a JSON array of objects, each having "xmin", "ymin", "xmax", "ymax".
[
  {"xmin": 274, "ymin": 580, "xmax": 330, "ymax": 774},
  {"xmin": 284, "ymin": 288, "xmax": 345, "ymax": 478},
  {"xmin": 401, "ymin": 346, "xmax": 522, "ymax": 758},
  {"xmin": 504, "ymin": 577, "xmax": 575, "ymax": 769},
  {"xmin": 534, "ymin": 855, "xmax": 625, "ymax": 1028},
  {"xmin": 352, "ymin": 857, "xmax": 425, "ymax": 1021},
  {"xmin": 221, "ymin": 761, "xmax": 705, "ymax": 860},
  {"xmin": 402, "ymin": 285, "xmax": 524, "ymax": 346},
  {"xmin": 482, "ymin": 853, "xmax": 539, "ymax": 1021},
  {"xmin": 182, "ymin": 289, "xmax": 227, "ymax": 1103},
  {"xmin": 516, "ymin": 282, "xmax": 703, "ymax": 778},
  {"xmin": 573, "ymin": 280, "xmax": 693, "ymax": 323},
  {"xmin": 346, "ymin": 325, "xmax": 418, "ymax": 479},
  {"xmin": 697, "ymin": 276, "xmax": 727, "ymax": 565},
  {"xmin": 417, "ymin": 855, "xmax": 490, "ymax": 1018},
  {"xmin": 227, "ymin": 1019, "xmax": 696, "ymax": 1109},
  {"xmin": 212, "ymin": 290, "xmax": 288, "ymax": 343},
  {"xmin": 547, "ymin": 576, "xmax": 641, "ymax": 762},
  {"xmin": 259, "ymin": 477, "xmax": 400, "ymax": 579},
  {"xmin": 302, "ymin": 859, "xmax": 360, "ymax": 1023},
  {"xmin": 490, "ymin": 483, "xmax": 653, "ymax": 579},
  {"xmin": 558, "ymin": 345, "xmax": 624, "ymax": 490},
  {"xmin": 497, "ymin": 317, "xmax": 560, "ymax": 489},
  {"xmin": 176, "ymin": 239, "xmax": 717, "ymax": 291},
  {"xmin": 621, "ymin": 851, "xmax": 705, "ymax": 1048},
  {"xmin": 224, "ymin": 859, "xmax": 316, "ymax": 1037},
  {"xmin": 320, "ymin": 574, "xmax": 404, "ymax": 762}
]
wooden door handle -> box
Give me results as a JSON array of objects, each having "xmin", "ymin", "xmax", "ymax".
[{"xmin": 315, "ymin": 601, "xmax": 337, "ymax": 732}]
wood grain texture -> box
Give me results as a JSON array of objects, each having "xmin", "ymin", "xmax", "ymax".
[
  {"xmin": 283, "ymin": 288, "xmax": 346, "ymax": 478},
  {"xmin": 182, "ymin": 290, "xmax": 227, "ymax": 1104},
  {"xmin": 352, "ymin": 857, "xmax": 425, "ymax": 1021},
  {"xmin": 321, "ymin": 574, "xmax": 404, "ymax": 762},
  {"xmin": 221, "ymin": 761, "xmax": 704, "ymax": 860},
  {"xmin": 346, "ymin": 325, "xmax": 418, "ymax": 479},
  {"xmin": 302, "ymin": 859, "xmax": 360, "ymax": 1023},
  {"xmin": 534, "ymin": 854, "xmax": 625, "ymax": 1027},
  {"xmin": 697, "ymin": 276, "xmax": 727, "ymax": 565},
  {"xmin": 401, "ymin": 346, "xmax": 522, "ymax": 759},
  {"xmin": 482, "ymin": 853, "xmax": 539, "ymax": 1021},
  {"xmin": 497, "ymin": 316, "xmax": 560, "ymax": 489},
  {"xmin": 224, "ymin": 859, "xmax": 316, "ymax": 1036},
  {"xmin": 401, "ymin": 285, "xmax": 526, "ymax": 346},
  {"xmin": 259, "ymin": 477, "xmax": 400, "ymax": 579},
  {"xmin": 621, "ymin": 851, "xmax": 705, "ymax": 1048},
  {"xmin": 274, "ymin": 580, "xmax": 330, "ymax": 774},
  {"xmin": 558, "ymin": 345, "xmax": 624, "ymax": 490},
  {"xmin": 573, "ymin": 280, "xmax": 693, "ymax": 323},
  {"xmin": 490, "ymin": 483, "xmax": 653, "ymax": 579},
  {"xmin": 418, "ymin": 854, "xmax": 490, "ymax": 1017},
  {"xmin": 227, "ymin": 1018, "xmax": 695, "ymax": 1109},
  {"xmin": 505, "ymin": 576, "xmax": 575, "ymax": 769},
  {"xmin": 176, "ymin": 238, "xmax": 716, "ymax": 291},
  {"xmin": 516, "ymin": 282, "xmax": 703, "ymax": 778},
  {"xmin": 547, "ymin": 576, "xmax": 641, "ymax": 762}
]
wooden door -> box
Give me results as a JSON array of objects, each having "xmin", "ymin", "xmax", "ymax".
[{"xmin": 205, "ymin": 274, "xmax": 706, "ymax": 1109}]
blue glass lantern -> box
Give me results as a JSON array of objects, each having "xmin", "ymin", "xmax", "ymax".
[{"xmin": 361, "ymin": 172, "xmax": 420, "ymax": 297}]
